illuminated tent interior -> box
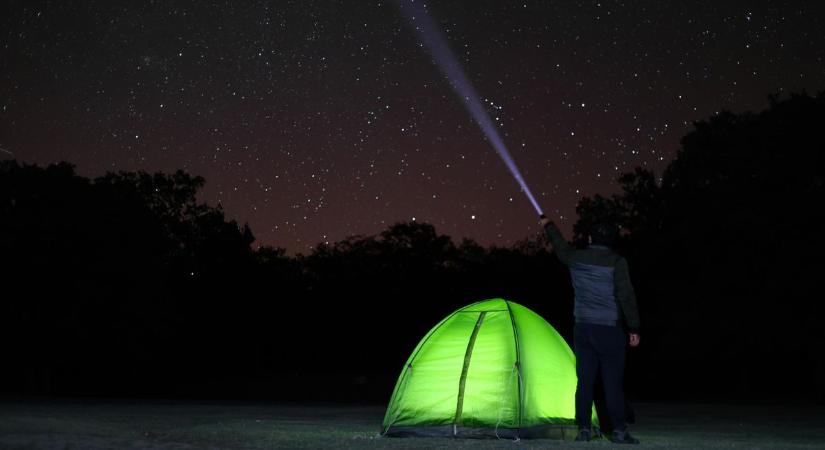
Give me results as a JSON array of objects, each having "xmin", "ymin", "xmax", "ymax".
[{"xmin": 382, "ymin": 298, "xmax": 597, "ymax": 439}]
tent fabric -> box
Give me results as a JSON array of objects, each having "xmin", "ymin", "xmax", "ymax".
[{"xmin": 382, "ymin": 298, "xmax": 596, "ymax": 439}]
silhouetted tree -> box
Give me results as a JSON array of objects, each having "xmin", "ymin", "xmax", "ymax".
[
  {"xmin": 574, "ymin": 92, "xmax": 825, "ymax": 401},
  {"xmin": 0, "ymin": 161, "xmax": 256, "ymax": 396}
]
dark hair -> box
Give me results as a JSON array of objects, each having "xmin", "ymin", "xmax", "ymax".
[{"xmin": 590, "ymin": 222, "xmax": 620, "ymax": 247}]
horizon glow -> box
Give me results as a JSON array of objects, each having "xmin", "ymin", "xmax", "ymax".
[{"xmin": 395, "ymin": 0, "xmax": 544, "ymax": 217}]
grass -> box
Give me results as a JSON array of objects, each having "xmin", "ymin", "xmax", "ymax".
[{"xmin": 1, "ymin": 401, "xmax": 824, "ymax": 449}]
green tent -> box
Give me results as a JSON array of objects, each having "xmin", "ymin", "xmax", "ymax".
[{"xmin": 382, "ymin": 298, "xmax": 596, "ymax": 439}]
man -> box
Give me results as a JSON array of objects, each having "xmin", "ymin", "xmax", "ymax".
[{"xmin": 540, "ymin": 216, "xmax": 641, "ymax": 444}]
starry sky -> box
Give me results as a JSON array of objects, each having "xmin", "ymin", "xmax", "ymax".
[{"xmin": 3, "ymin": 1, "xmax": 824, "ymax": 253}]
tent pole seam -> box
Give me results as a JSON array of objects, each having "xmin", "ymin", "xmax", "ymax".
[
  {"xmin": 504, "ymin": 300, "xmax": 524, "ymax": 436},
  {"xmin": 453, "ymin": 311, "xmax": 486, "ymax": 434}
]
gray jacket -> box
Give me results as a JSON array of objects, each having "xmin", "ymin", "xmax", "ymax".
[{"xmin": 544, "ymin": 222, "xmax": 640, "ymax": 332}]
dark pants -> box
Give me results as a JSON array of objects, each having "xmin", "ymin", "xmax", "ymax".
[{"xmin": 574, "ymin": 323, "xmax": 627, "ymax": 433}]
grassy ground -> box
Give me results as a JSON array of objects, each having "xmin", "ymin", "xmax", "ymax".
[{"xmin": 0, "ymin": 401, "xmax": 823, "ymax": 449}]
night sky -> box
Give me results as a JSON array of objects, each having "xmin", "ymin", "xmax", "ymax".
[{"xmin": 3, "ymin": 1, "xmax": 824, "ymax": 253}]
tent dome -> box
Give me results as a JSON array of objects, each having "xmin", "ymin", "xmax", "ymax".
[{"xmin": 382, "ymin": 298, "xmax": 595, "ymax": 439}]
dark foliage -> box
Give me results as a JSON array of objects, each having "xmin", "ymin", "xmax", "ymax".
[
  {"xmin": 1, "ymin": 93, "xmax": 823, "ymax": 404},
  {"xmin": 575, "ymin": 92, "xmax": 825, "ymax": 402},
  {"xmin": 0, "ymin": 163, "xmax": 257, "ymax": 397},
  {"xmin": 0, "ymin": 161, "xmax": 568, "ymax": 401}
]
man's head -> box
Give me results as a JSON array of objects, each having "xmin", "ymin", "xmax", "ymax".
[{"xmin": 590, "ymin": 222, "xmax": 620, "ymax": 247}]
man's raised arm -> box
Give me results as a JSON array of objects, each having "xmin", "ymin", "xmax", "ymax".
[{"xmin": 540, "ymin": 217, "xmax": 573, "ymax": 266}]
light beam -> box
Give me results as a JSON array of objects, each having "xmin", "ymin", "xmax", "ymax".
[{"xmin": 395, "ymin": 0, "xmax": 544, "ymax": 216}]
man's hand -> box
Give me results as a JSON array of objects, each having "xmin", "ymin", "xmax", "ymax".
[
  {"xmin": 540, "ymin": 216, "xmax": 551, "ymax": 227},
  {"xmin": 629, "ymin": 333, "xmax": 640, "ymax": 348}
]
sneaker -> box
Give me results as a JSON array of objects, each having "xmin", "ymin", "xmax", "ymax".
[
  {"xmin": 611, "ymin": 429, "xmax": 640, "ymax": 444},
  {"xmin": 575, "ymin": 429, "xmax": 591, "ymax": 442}
]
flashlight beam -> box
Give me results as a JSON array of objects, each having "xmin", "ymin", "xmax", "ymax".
[{"xmin": 396, "ymin": 0, "xmax": 544, "ymax": 216}]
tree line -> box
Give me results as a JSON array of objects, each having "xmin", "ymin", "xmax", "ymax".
[{"xmin": 1, "ymin": 92, "xmax": 823, "ymax": 403}]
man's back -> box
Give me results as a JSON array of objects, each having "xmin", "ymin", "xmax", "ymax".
[
  {"xmin": 568, "ymin": 246, "xmax": 623, "ymax": 326},
  {"xmin": 543, "ymin": 222, "xmax": 639, "ymax": 332}
]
